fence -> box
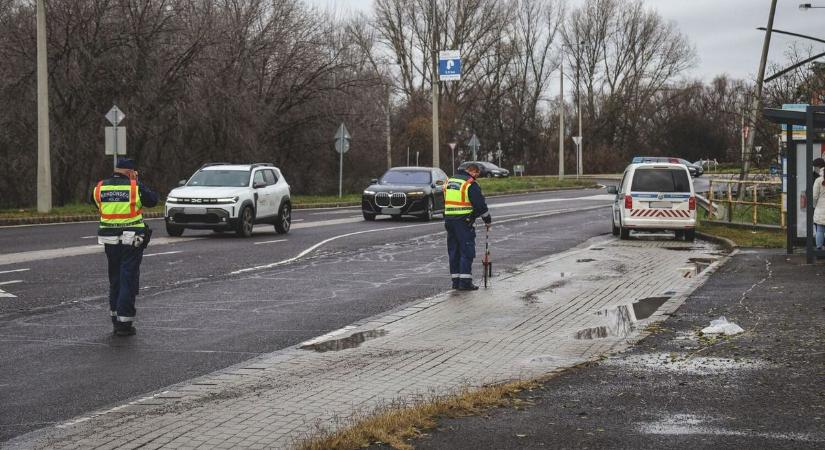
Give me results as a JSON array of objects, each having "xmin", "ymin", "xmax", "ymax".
[{"xmin": 703, "ymin": 179, "xmax": 785, "ymax": 228}]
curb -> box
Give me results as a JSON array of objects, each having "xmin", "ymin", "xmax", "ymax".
[
  {"xmin": 0, "ymin": 185, "xmax": 603, "ymax": 227},
  {"xmin": 697, "ymin": 231, "xmax": 738, "ymax": 252}
]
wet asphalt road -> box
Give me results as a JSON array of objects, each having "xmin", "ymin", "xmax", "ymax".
[
  {"xmin": 397, "ymin": 250, "xmax": 825, "ymax": 449},
  {"xmin": 0, "ymin": 188, "xmax": 612, "ymax": 443}
]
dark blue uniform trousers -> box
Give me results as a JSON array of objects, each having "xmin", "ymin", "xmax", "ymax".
[
  {"xmin": 445, "ymin": 217, "xmax": 476, "ymax": 288},
  {"xmin": 105, "ymin": 243, "xmax": 144, "ymax": 324}
]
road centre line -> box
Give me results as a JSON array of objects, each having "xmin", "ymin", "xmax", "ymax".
[
  {"xmin": 489, "ymin": 194, "xmax": 614, "ymax": 209},
  {"xmin": 0, "ymin": 236, "xmax": 200, "ymax": 267},
  {"xmin": 0, "ymin": 268, "xmax": 29, "ymax": 275},
  {"xmin": 81, "ymin": 236, "xmax": 97, "ymax": 239},
  {"xmin": 143, "ymin": 251, "xmax": 183, "ymax": 257},
  {"xmin": 0, "ymin": 280, "xmax": 22, "ymax": 285},
  {"xmin": 230, "ymin": 204, "xmax": 609, "ymax": 275},
  {"xmin": 254, "ymin": 239, "xmax": 287, "ymax": 245}
]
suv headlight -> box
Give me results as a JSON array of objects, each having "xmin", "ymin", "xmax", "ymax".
[
  {"xmin": 407, "ymin": 191, "xmax": 425, "ymax": 197},
  {"xmin": 214, "ymin": 196, "xmax": 239, "ymax": 204},
  {"xmin": 167, "ymin": 196, "xmax": 181, "ymax": 203}
]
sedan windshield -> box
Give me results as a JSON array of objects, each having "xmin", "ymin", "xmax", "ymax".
[
  {"xmin": 381, "ymin": 170, "xmax": 432, "ymax": 185},
  {"xmin": 187, "ymin": 170, "xmax": 249, "ymax": 187}
]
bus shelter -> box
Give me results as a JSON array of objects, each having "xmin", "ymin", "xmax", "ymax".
[{"xmin": 763, "ymin": 106, "xmax": 825, "ymax": 263}]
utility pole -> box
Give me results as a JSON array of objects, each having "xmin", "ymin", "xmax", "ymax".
[
  {"xmin": 386, "ymin": 84, "xmax": 392, "ymax": 169},
  {"xmin": 558, "ymin": 56, "xmax": 564, "ymax": 179},
  {"xmin": 431, "ymin": 0, "xmax": 440, "ymax": 170},
  {"xmin": 739, "ymin": 0, "xmax": 777, "ymax": 195},
  {"xmin": 36, "ymin": 0, "xmax": 51, "ymax": 212}
]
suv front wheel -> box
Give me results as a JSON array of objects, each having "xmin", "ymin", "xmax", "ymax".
[
  {"xmin": 166, "ymin": 223, "xmax": 184, "ymax": 237},
  {"xmin": 235, "ymin": 206, "xmax": 254, "ymax": 237}
]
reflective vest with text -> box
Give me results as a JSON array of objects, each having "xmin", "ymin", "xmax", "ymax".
[{"xmin": 94, "ymin": 179, "xmax": 145, "ymax": 229}]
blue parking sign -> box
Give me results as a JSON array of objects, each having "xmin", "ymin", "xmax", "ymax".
[{"xmin": 439, "ymin": 50, "xmax": 461, "ymax": 81}]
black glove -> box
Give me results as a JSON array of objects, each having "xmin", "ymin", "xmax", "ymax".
[{"xmin": 482, "ymin": 215, "xmax": 492, "ymax": 225}]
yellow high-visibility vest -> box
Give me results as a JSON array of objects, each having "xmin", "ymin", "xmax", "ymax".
[
  {"xmin": 444, "ymin": 176, "xmax": 475, "ymax": 216},
  {"xmin": 94, "ymin": 179, "xmax": 145, "ymax": 229}
]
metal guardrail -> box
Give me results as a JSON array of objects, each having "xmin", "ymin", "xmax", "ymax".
[{"xmin": 703, "ymin": 179, "xmax": 785, "ymax": 228}]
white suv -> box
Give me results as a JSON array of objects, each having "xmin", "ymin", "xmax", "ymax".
[{"xmin": 165, "ymin": 163, "xmax": 291, "ymax": 237}]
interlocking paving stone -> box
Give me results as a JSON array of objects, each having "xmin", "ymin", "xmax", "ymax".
[{"xmin": 6, "ymin": 237, "xmax": 724, "ymax": 449}]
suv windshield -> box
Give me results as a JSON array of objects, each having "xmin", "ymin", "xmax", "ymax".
[
  {"xmin": 631, "ymin": 168, "xmax": 691, "ymax": 192},
  {"xmin": 187, "ymin": 170, "xmax": 250, "ymax": 187},
  {"xmin": 381, "ymin": 170, "xmax": 432, "ymax": 185}
]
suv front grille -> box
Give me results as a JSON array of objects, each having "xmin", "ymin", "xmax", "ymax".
[{"xmin": 375, "ymin": 192, "xmax": 406, "ymax": 208}]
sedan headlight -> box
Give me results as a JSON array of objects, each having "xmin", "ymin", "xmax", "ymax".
[{"xmin": 363, "ymin": 190, "xmax": 376, "ymax": 195}]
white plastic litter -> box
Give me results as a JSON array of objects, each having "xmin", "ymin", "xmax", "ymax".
[{"xmin": 701, "ymin": 316, "xmax": 744, "ymax": 336}]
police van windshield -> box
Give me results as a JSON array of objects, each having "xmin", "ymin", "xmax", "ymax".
[
  {"xmin": 380, "ymin": 170, "xmax": 432, "ymax": 185},
  {"xmin": 187, "ymin": 170, "xmax": 250, "ymax": 187},
  {"xmin": 631, "ymin": 168, "xmax": 690, "ymax": 192}
]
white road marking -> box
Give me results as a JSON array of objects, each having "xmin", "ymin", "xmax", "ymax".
[
  {"xmin": 231, "ymin": 204, "xmax": 609, "ymax": 275},
  {"xmin": 291, "ymin": 217, "xmax": 363, "ymax": 229},
  {"xmin": 254, "ymin": 239, "xmax": 287, "ymax": 245},
  {"xmin": 0, "ymin": 289, "xmax": 15, "ymax": 298},
  {"xmin": 0, "ymin": 268, "xmax": 29, "ymax": 275},
  {"xmin": 0, "ymin": 280, "xmax": 22, "ymax": 285},
  {"xmin": 0, "ymin": 236, "xmax": 200, "ymax": 267},
  {"xmin": 489, "ymin": 194, "xmax": 614, "ymax": 209},
  {"xmin": 80, "ymin": 236, "xmax": 97, "ymax": 239},
  {"xmin": 291, "ymin": 218, "xmax": 305, "ymax": 222},
  {"xmin": 310, "ymin": 209, "xmax": 361, "ymax": 216},
  {"xmin": 144, "ymin": 251, "xmax": 183, "ymax": 257}
]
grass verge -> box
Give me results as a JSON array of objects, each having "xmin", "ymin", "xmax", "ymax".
[
  {"xmin": 1, "ymin": 177, "xmax": 596, "ymax": 219},
  {"xmin": 697, "ymin": 222, "xmax": 785, "ymax": 248},
  {"xmin": 296, "ymin": 380, "xmax": 540, "ymax": 450}
]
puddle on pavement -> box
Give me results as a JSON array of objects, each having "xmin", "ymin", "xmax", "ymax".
[
  {"xmin": 590, "ymin": 247, "xmax": 604, "ymax": 251},
  {"xmin": 689, "ymin": 257, "xmax": 717, "ymax": 273},
  {"xmin": 633, "ymin": 296, "xmax": 670, "ymax": 320},
  {"xmin": 663, "ymin": 246, "xmax": 702, "ymax": 251},
  {"xmin": 300, "ymin": 330, "xmax": 387, "ymax": 352},
  {"xmin": 576, "ymin": 296, "xmax": 670, "ymax": 339}
]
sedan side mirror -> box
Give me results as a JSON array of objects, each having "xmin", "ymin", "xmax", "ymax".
[
  {"xmin": 178, "ymin": 179, "xmax": 187, "ymax": 186},
  {"xmin": 607, "ymin": 185, "xmax": 618, "ymax": 195},
  {"xmin": 370, "ymin": 178, "xmax": 378, "ymax": 184}
]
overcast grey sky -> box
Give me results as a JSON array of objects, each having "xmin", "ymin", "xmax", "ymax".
[{"xmin": 308, "ymin": 0, "xmax": 825, "ymax": 83}]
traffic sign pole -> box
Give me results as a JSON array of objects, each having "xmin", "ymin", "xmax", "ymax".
[{"xmin": 334, "ymin": 123, "xmax": 351, "ymax": 198}]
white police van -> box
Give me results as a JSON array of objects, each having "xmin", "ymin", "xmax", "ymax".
[{"xmin": 607, "ymin": 163, "xmax": 696, "ymax": 241}]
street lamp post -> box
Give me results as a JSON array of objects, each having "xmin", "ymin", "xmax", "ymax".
[
  {"xmin": 36, "ymin": 0, "xmax": 51, "ymax": 212},
  {"xmin": 431, "ymin": 0, "xmax": 440, "ymax": 170}
]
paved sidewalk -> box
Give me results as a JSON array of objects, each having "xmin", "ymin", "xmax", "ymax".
[{"xmin": 6, "ymin": 236, "xmax": 724, "ymax": 449}]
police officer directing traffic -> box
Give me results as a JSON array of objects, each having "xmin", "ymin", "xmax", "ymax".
[
  {"xmin": 91, "ymin": 158, "xmax": 158, "ymax": 336},
  {"xmin": 444, "ymin": 163, "xmax": 491, "ymax": 290}
]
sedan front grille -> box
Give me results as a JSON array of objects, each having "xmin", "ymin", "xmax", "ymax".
[{"xmin": 375, "ymin": 192, "xmax": 407, "ymax": 208}]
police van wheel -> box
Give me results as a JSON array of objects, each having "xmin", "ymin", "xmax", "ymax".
[
  {"xmin": 684, "ymin": 229, "xmax": 696, "ymax": 242},
  {"xmin": 235, "ymin": 206, "xmax": 254, "ymax": 238},
  {"xmin": 619, "ymin": 225, "xmax": 630, "ymax": 240},
  {"xmin": 166, "ymin": 224, "xmax": 184, "ymax": 237},
  {"xmin": 674, "ymin": 230, "xmax": 685, "ymax": 240}
]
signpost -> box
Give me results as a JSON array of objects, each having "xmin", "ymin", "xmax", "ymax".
[
  {"xmin": 105, "ymin": 105, "xmax": 125, "ymax": 170},
  {"xmin": 468, "ymin": 134, "xmax": 480, "ymax": 161},
  {"xmin": 334, "ymin": 123, "xmax": 351, "ymax": 198},
  {"xmin": 438, "ymin": 50, "xmax": 461, "ymax": 82},
  {"xmin": 448, "ymin": 142, "xmax": 457, "ymax": 172},
  {"xmin": 572, "ymin": 136, "xmax": 582, "ymax": 177}
]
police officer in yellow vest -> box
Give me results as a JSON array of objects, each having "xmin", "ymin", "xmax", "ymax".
[
  {"xmin": 444, "ymin": 163, "xmax": 491, "ymax": 290},
  {"xmin": 92, "ymin": 158, "xmax": 158, "ymax": 336}
]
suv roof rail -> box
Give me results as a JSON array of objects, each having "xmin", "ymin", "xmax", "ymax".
[
  {"xmin": 199, "ymin": 162, "xmax": 233, "ymax": 169},
  {"xmin": 250, "ymin": 163, "xmax": 274, "ymax": 168}
]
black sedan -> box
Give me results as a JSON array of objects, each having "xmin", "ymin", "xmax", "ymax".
[
  {"xmin": 457, "ymin": 161, "xmax": 510, "ymax": 178},
  {"xmin": 362, "ymin": 167, "xmax": 449, "ymax": 221}
]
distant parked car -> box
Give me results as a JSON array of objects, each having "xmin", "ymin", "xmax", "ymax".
[
  {"xmin": 361, "ymin": 166, "xmax": 449, "ymax": 221},
  {"xmin": 631, "ymin": 156, "xmax": 703, "ymax": 178},
  {"xmin": 457, "ymin": 161, "xmax": 510, "ymax": 178}
]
